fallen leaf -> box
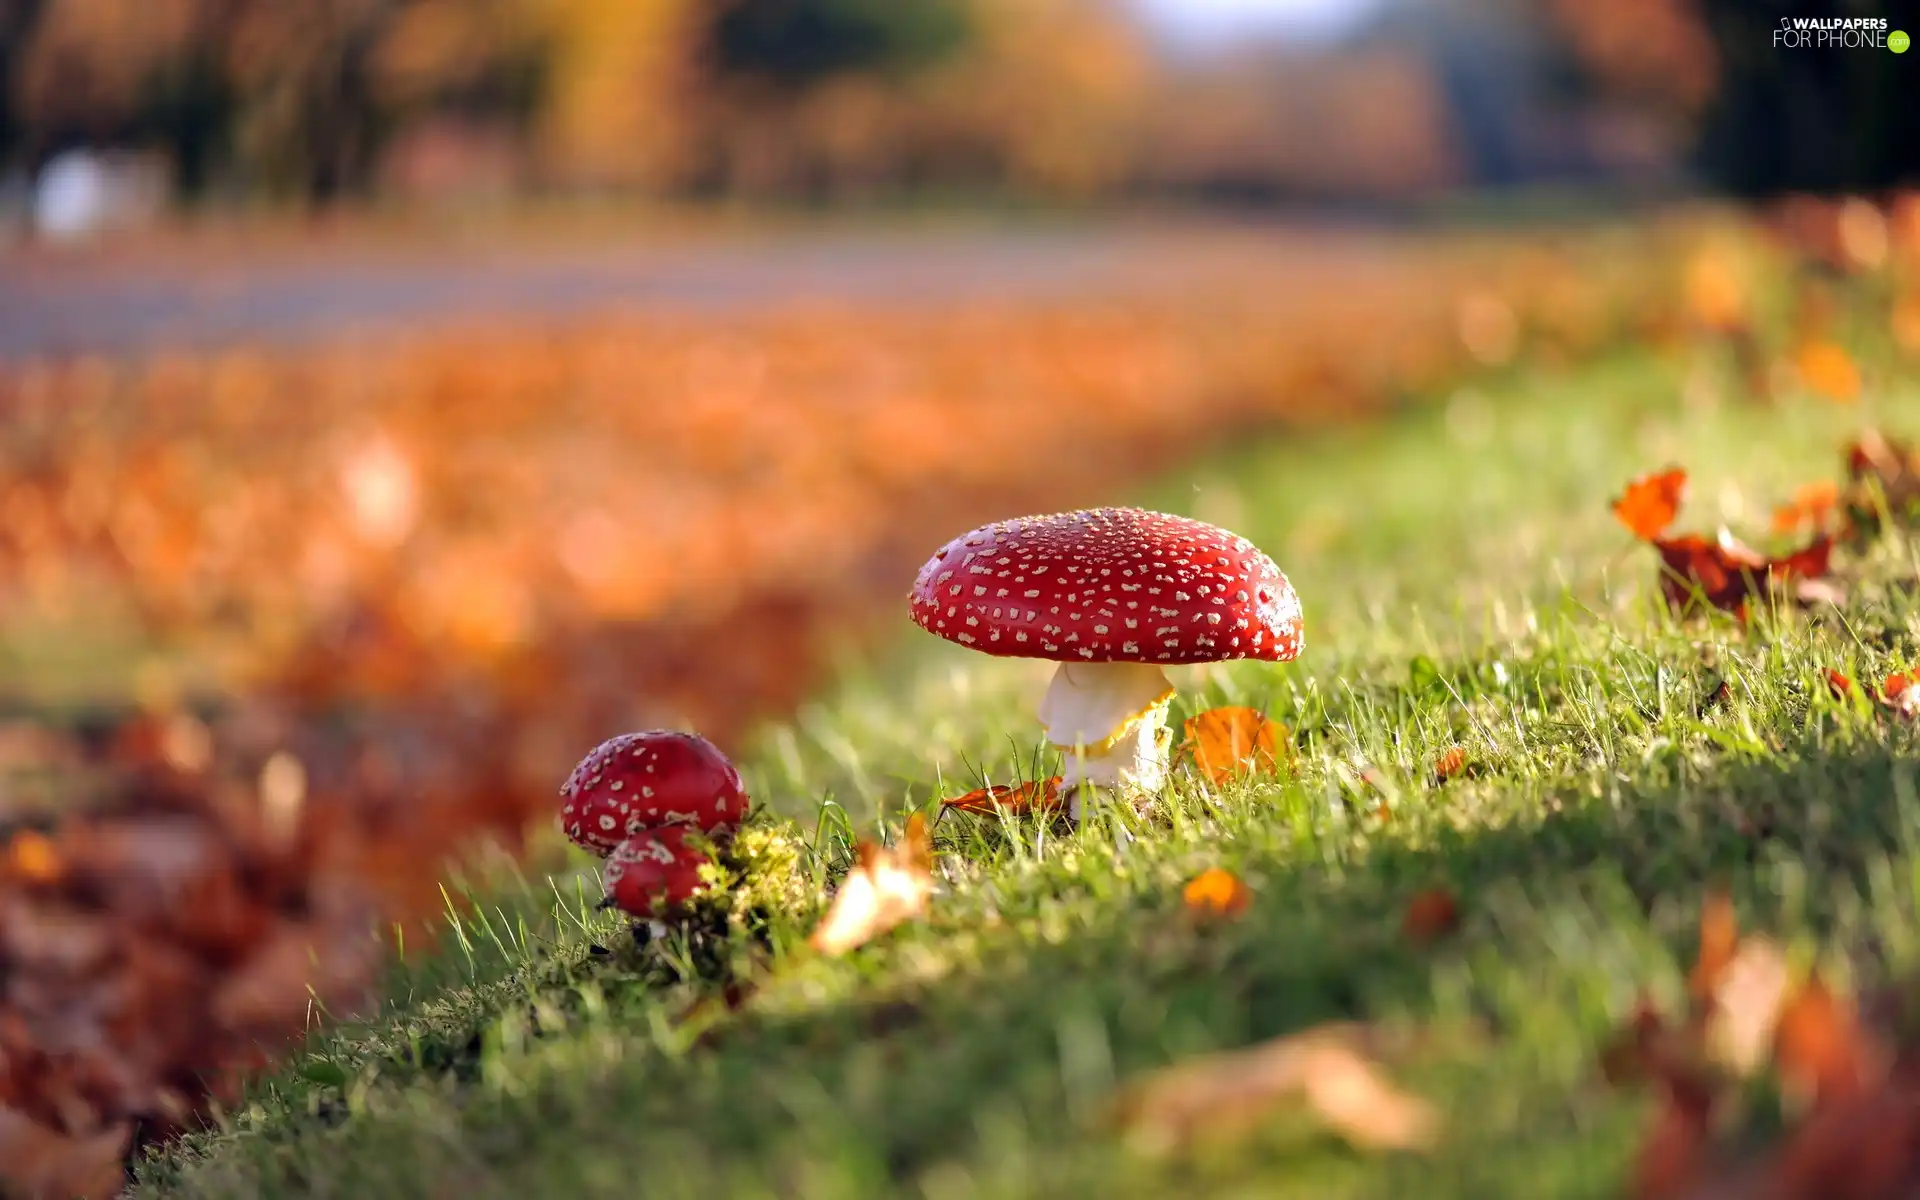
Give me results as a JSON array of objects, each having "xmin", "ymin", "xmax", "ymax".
[
  {"xmin": 1704, "ymin": 937, "xmax": 1791, "ymax": 1078},
  {"xmin": 1615, "ymin": 467, "xmax": 1689, "ymax": 541},
  {"xmin": 1652, "ymin": 529, "xmax": 1833, "ymax": 618},
  {"xmin": 1432, "ymin": 746, "xmax": 1469, "ymax": 782},
  {"xmin": 1689, "ymin": 890, "xmax": 1741, "ymax": 1008},
  {"xmin": 1796, "ymin": 341, "xmax": 1862, "ymax": 404},
  {"xmin": 0, "ymin": 1106, "xmax": 132, "ymax": 1200},
  {"xmin": 808, "ymin": 813, "xmax": 935, "ymax": 957},
  {"xmin": 1112, "ymin": 1022, "xmax": 1438, "ymax": 1156},
  {"xmin": 1181, "ymin": 707, "xmax": 1283, "ymax": 784},
  {"xmin": 1827, "ymin": 669, "xmax": 1856, "ymax": 700},
  {"xmin": 1182, "ymin": 867, "xmax": 1252, "ymax": 920},
  {"xmin": 1634, "ymin": 1094, "xmax": 1717, "ymax": 1200},
  {"xmin": 3, "ymin": 831, "xmax": 63, "ymax": 885},
  {"xmin": 1401, "ymin": 888, "xmax": 1460, "ymax": 944},
  {"xmin": 942, "ymin": 777, "xmax": 1063, "ymax": 816},
  {"xmin": 1773, "ymin": 973, "xmax": 1878, "ymax": 1110},
  {"xmin": 1772, "ymin": 481, "xmax": 1841, "ymax": 536},
  {"xmin": 1883, "ymin": 673, "xmax": 1920, "ymax": 718}
]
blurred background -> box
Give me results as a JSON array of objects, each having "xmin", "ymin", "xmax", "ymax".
[
  {"xmin": 0, "ymin": 0, "xmax": 1914, "ymax": 232},
  {"xmin": 2, "ymin": 1, "xmax": 1919, "ymax": 1180}
]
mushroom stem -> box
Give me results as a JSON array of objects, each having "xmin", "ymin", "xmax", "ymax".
[{"xmin": 1037, "ymin": 661, "xmax": 1177, "ymax": 812}]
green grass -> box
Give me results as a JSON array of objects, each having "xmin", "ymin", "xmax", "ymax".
[{"xmin": 135, "ymin": 343, "xmax": 1920, "ymax": 1199}]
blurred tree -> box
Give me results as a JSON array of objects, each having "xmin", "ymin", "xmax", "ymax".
[
  {"xmin": 705, "ymin": 0, "xmax": 968, "ymax": 88},
  {"xmin": 0, "ymin": 0, "xmax": 48, "ymax": 168},
  {"xmin": 531, "ymin": 0, "xmax": 699, "ymax": 190}
]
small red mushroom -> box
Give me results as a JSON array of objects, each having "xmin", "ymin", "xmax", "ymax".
[
  {"xmin": 557, "ymin": 730, "xmax": 748, "ymax": 857},
  {"xmin": 909, "ymin": 507, "xmax": 1303, "ymax": 815},
  {"xmin": 602, "ymin": 827, "xmax": 711, "ymax": 929}
]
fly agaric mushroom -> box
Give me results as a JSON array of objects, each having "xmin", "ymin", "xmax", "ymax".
[
  {"xmin": 603, "ymin": 827, "xmax": 712, "ymax": 939},
  {"xmin": 557, "ymin": 730, "xmax": 747, "ymax": 857},
  {"xmin": 909, "ymin": 507, "xmax": 1302, "ymax": 815}
]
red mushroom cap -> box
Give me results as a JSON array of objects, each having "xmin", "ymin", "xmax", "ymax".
[
  {"xmin": 557, "ymin": 730, "xmax": 747, "ymax": 856},
  {"xmin": 909, "ymin": 507, "xmax": 1303, "ymax": 665},
  {"xmin": 602, "ymin": 827, "xmax": 710, "ymax": 918}
]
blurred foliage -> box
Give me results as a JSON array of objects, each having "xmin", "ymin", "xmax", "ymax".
[
  {"xmin": 706, "ymin": 0, "xmax": 969, "ymax": 87},
  {"xmin": 1, "ymin": 0, "xmax": 1915, "ymax": 206}
]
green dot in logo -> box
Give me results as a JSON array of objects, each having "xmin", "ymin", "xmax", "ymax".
[{"xmin": 1893, "ymin": 29, "xmax": 1912, "ymax": 52}]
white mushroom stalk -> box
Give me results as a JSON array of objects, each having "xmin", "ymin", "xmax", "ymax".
[
  {"xmin": 909, "ymin": 507, "xmax": 1305, "ymax": 824},
  {"xmin": 1036, "ymin": 661, "xmax": 1177, "ymax": 812}
]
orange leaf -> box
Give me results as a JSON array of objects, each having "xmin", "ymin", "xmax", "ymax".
[
  {"xmin": 1795, "ymin": 341, "xmax": 1862, "ymax": 404},
  {"xmin": 1614, "ymin": 468, "xmax": 1688, "ymax": 541},
  {"xmin": 808, "ymin": 813, "xmax": 935, "ymax": 957},
  {"xmin": 1689, "ymin": 890, "xmax": 1740, "ymax": 1009},
  {"xmin": 1401, "ymin": 888, "xmax": 1460, "ymax": 944},
  {"xmin": 1772, "ymin": 973, "xmax": 1876, "ymax": 1110},
  {"xmin": 1431, "ymin": 746, "xmax": 1468, "ymax": 782},
  {"xmin": 1827, "ymin": 669, "xmax": 1855, "ymax": 699},
  {"xmin": 942, "ymin": 777, "xmax": 1063, "ymax": 816},
  {"xmin": 1181, "ymin": 707, "xmax": 1283, "ymax": 784},
  {"xmin": 2, "ymin": 831, "xmax": 63, "ymax": 885},
  {"xmin": 1182, "ymin": 867, "xmax": 1252, "ymax": 920},
  {"xmin": 1771, "ymin": 481, "xmax": 1840, "ymax": 535}
]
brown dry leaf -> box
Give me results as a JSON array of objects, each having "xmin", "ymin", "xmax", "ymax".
[
  {"xmin": 1113, "ymin": 1022, "xmax": 1438, "ymax": 1156},
  {"xmin": 1401, "ymin": 888, "xmax": 1460, "ymax": 945},
  {"xmin": 942, "ymin": 777, "xmax": 1063, "ymax": 816},
  {"xmin": 1182, "ymin": 867, "xmax": 1252, "ymax": 921},
  {"xmin": 808, "ymin": 813, "xmax": 935, "ymax": 957},
  {"xmin": 0, "ymin": 1106, "xmax": 132, "ymax": 1200},
  {"xmin": 1181, "ymin": 707, "xmax": 1284, "ymax": 784},
  {"xmin": 1615, "ymin": 467, "xmax": 1689, "ymax": 541}
]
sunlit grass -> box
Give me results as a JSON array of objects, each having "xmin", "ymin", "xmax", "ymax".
[{"xmin": 135, "ymin": 343, "xmax": 1920, "ymax": 1198}]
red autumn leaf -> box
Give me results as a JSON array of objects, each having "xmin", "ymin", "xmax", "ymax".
[
  {"xmin": 1614, "ymin": 467, "xmax": 1690, "ymax": 541},
  {"xmin": 942, "ymin": 777, "xmax": 1064, "ymax": 816},
  {"xmin": 1182, "ymin": 867, "xmax": 1252, "ymax": 920},
  {"xmin": 1651, "ymin": 530, "xmax": 1833, "ymax": 618},
  {"xmin": 1401, "ymin": 888, "xmax": 1460, "ymax": 944},
  {"xmin": 1827, "ymin": 669, "xmax": 1856, "ymax": 699}
]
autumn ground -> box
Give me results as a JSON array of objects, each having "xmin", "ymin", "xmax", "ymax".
[{"xmin": 126, "ymin": 298, "xmax": 1920, "ymax": 1196}]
